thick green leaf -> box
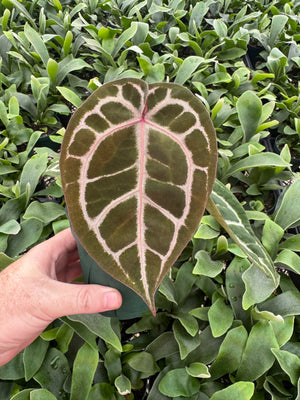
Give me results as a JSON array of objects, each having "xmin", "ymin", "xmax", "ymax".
[
  {"xmin": 186, "ymin": 362, "xmax": 210, "ymax": 378},
  {"xmin": 33, "ymin": 348, "xmax": 70, "ymax": 398},
  {"xmin": 0, "ymin": 352, "xmax": 24, "ymax": 380},
  {"xmin": 208, "ymin": 298, "xmax": 234, "ymax": 337},
  {"xmin": 236, "ymin": 321, "xmax": 279, "ymax": 381},
  {"xmin": 6, "ymin": 219, "xmax": 44, "ymax": 257},
  {"xmin": 70, "ymin": 343, "xmax": 99, "ymax": 400},
  {"xmin": 60, "ymin": 78, "xmax": 217, "ymax": 313},
  {"xmin": 56, "ymin": 87, "xmax": 83, "ymax": 108},
  {"xmin": 274, "ymin": 179, "xmax": 300, "ymax": 230},
  {"xmin": 115, "ymin": 374, "xmax": 131, "ymax": 396},
  {"xmin": 174, "ymin": 56, "xmax": 204, "ymax": 85},
  {"xmin": 210, "ymin": 326, "xmax": 248, "ymax": 379},
  {"xmin": 208, "ymin": 179, "xmax": 279, "ymax": 294},
  {"xmin": 271, "ymin": 349, "xmax": 300, "ymax": 386},
  {"xmin": 24, "ymin": 23, "xmax": 49, "ymax": 66},
  {"xmin": 210, "ymin": 382, "xmax": 254, "ymax": 400},
  {"xmin": 24, "ymin": 336, "xmax": 49, "ymax": 381},
  {"xmin": 236, "ymin": 91, "xmax": 262, "ymax": 141},
  {"xmin": 223, "ymin": 153, "xmax": 290, "ymax": 179},
  {"xmin": 125, "ymin": 351, "xmax": 158, "ymax": 374},
  {"xmin": 30, "ymin": 389, "xmax": 57, "ymax": 400},
  {"xmin": 20, "ymin": 153, "xmax": 48, "ymax": 197},
  {"xmin": 259, "ymin": 291, "xmax": 300, "ymax": 317},
  {"xmin": 66, "ymin": 314, "xmax": 122, "ymax": 352},
  {"xmin": 23, "ymin": 202, "xmax": 66, "ymax": 224},
  {"xmin": 158, "ymin": 368, "xmax": 200, "ymax": 397},
  {"xmin": 173, "ymin": 320, "xmax": 201, "ymax": 360},
  {"xmin": 193, "ymin": 250, "xmax": 224, "ymax": 277}
]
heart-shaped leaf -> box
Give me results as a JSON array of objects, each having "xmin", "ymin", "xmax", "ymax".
[{"xmin": 60, "ymin": 78, "xmax": 217, "ymax": 313}]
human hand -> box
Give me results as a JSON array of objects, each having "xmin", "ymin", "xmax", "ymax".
[{"xmin": 0, "ymin": 228, "xmax": 122, "ymax": 366}]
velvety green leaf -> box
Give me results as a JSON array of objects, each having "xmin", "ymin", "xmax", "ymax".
[
  {"xmin": 158, "ymin": 368, "xmax": 200, "ymax": 397},
  {"xmin": 24, "ymin": 336, "xmax": 49, "ymax": 381},
  {"xmin": 66, "ymin": 314, "xmax": 122, "ymax": 352},
  {"xmin": 236, "ymin": 321, "xmax": 279, "ymax": 381},
  {"xmin": 30, "ymin": 389, "xmax": 57, "ymax": 400},
  {"xmin": 10, "ymin": 389, "xmax": 32, "ymax": 400},
  {"xmin": 269, "ymin": 15, "xmax": 288, "ymax": 47},
  {"xmin": 225, "ymin": 257, "xmax": 251, "ymax": 324},
  {"xmin": 173, "ymin": 320, "xmax": 201, "ymax": 360},
  {"xmin": 271, "ymin": 348, "xmax": 300, "ymax": 386},
  {"xmin": 171, "ymin": 312, "xmax": 199, "ymax": 336},
  {"xmin": 125, "ymin": 351, "xmax": 158, "ymax": 374},
  {"xmin": 274, "ymin": 179, "xmax": 300, "ymax": 230},
  {"xmin": 259, "ymin": 291, "xmax": 300, "ymax": 317},
  {"xmin": 23, "ymin": 202, "xmax": 66, "ymax": 224},
  {"xmin": 20, "ymin": 153, "xmax": 48, "ymax": 197},
  {"xmin": 174, "ymin": 56, "xmax": 204, "ymax": 85},
  {"xmin": 56, "ymin": 86, "xmax": 83, "ymax": 108},
  {"xmin": 210, "ymin": 326, "xmax": 248, "ymax": 379},
  {"xmin": 208, "ymin": 180, "xmax": 279, "ymax": 292},
  {"xmin": 224, "ymin": 153, "xmax": 289, "ymax": 179},
  {"xmin": 0, "ymin": 352, "xmax": 24, "ymax": 380},
  {"xmin": 33, "ymin": 348, "xmax": 70, "ymax": 398},
  {"xmin": 146, "ymin": 332, "xmax": 178, "ymax": 361},
  {"xmin": 193, "ymin": 250, "xmax": 224, "ymax": 277},
  {"xmin": 251, "ymin": 306, "xmax": 284, "ymax": 323},
  {"xmin": 275, "ymin": 249, "xmax": 300, "ymax": 274},
  {"xmin": 242, "ymin": 263, "xmax": 278, "ymax": 309},
  {"xmin": 210, "ymin": 382, "xmax": 255, "ymax": 400},
  {"xmin": 208, "ymin": 298, "xmax": 234, "ymax": 337},
  {"xmin": 115, "ymin": 374, "xmax": 131, "ymax": 396},
  {"xmin": 56, "ymin": 57, "xmax": 92, "ymax": 86},
  {"xmin": 24, "ymin": 23, "xmax": 49, "ymax": 66},
  {"xmin": 279, "ymin": 234, "xmax": 300, "ymax": 252},
  {"xmin": 111, "ymin": 23, "xmax": 138, "ymax": 58},
  {"xmin": 0, "ymin": 219, "xmax": 20, "ymax": 235},
  {"xmin": 186, "ymin": 362, "xmax": 210, "ymax": 378},
  {"xmin": 271, "ymin": 316, "xmax": 294, "ymax": 347},
  {"xmin": 60, "ymin": 78, "xmax": 217, "ymax": 313},
  {"xmin": 87, "ymin": 383, "xmax": 116, "ymax": 400},
  {"xmin": 262, "ymin": 219, "xmax": 284, "ymax": 260},
  {"xmin": 60, "ymin": 317, "xmax": 97, "ymax": 349},
  {"xmin": 6, "ymin": 219, "xmax": 44, "ymax": 257},
  {"xmin": 70, "ymin": 343, "xmax": 99, "ymax": 400},
  {"xmin": 174, "ymin": 261, "xmax": 197, "ymax": 304}
]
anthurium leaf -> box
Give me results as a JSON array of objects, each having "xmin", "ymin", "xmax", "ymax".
[
  {"xmin": 210, "ymin": 382, "xmax": 255, "ymax": 400},
  {"xmin": 60, "ymin": 78, "xmax": 217, "ymax": 314}
]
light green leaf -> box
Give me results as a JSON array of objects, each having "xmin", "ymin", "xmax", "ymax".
[
  {"xmin": 262, "ymin": 219, "xmax": 284, "ymax": 259},
  {"xmin": 271, "ymin": 316, "xmax": 294, "ymax": 347},
  {"xmin": 242, "ymin": 264, "xmax": 277, "ymax": 309},
  {"xmin": 210, "ymin": 382, "xmax": 255, "ymax": 400},
  {"xmin": 271, "ymin": 348, "xmax": 300, "ymax": 386},
  {"xmin": 274, "ymin": 179, "xmax": 300, "ymax": 230},
  {"xmin": 186, "ymin": 362, "xmax": 210, "ymax": 378},
  {"xmin": 20, "ymin": 153, "xmax": 48, "ymax": 197},
  {"xmin": 236, "ymin": 321, "xmax": 279, "ymax": 381},
  {"xmin": 193, "ymin": 250, "xmax": 224, "ymax": 278},
  {"xmin": 24, "ymin": 337, "xmax": 49, "ymax": 381},
  {"xmin": 269, "ymin": 15, "xmax": 288, "ymax": 48},
  {"xmin": 70, "ymin": 343, "xmax": 99, "ymax": 400},
  {"xmin": 125, "ymin": 351, "xmax": 158, "ymax": 374},
  {"xmin": 23, "ymin": 202, "xmax": 66, "ymax": 224},
  {"xmin": 30, "ymin": 389, "xmax": 57, "ymax": 400},
  {"xmin": 210, "ymin": 326, "xmax": 248, "ymax": 379},
  {"xmin": 24, "ymin": 23, "xmax": 49, "ymax": 66},
  {"xmin": 67, "ymin": 314, "xmax": 122, "ymax": 352},
  {"xmin": 112, "ymin": 22, "xmax": 138, "ymax": 58},
  {"xmin": 224, "ymin": 152, "xmax": 290, "ymax": 179},
  {"xmin": 173, "ymin": 320, "xmax": 201, "ymax": 360},
  {"xmin": 208, "ymin": 298, "xmax": 234, "ymax": 337},
  {"xmin": 208, "ymin": 180, "xmax": 279, "ymax": 292},
  {"xmin": 259, "ymin": 291, "xmax": 300, "ymax": 317},
  {"xmin": 115, "ymin": 374, "xmax": 131, "ymax": 395},
  {"xmin": 33, "ymin": 348, "xmax": 70, "ymax": 398},
  {"xmin": 236, "ymin": 91, "xmax": 262, "ymax": 141},
  {"xmin": 275, "ymin": 249, "xmax": 300, "ymax": 274},
  {"xmin": 56, "ymin": 86, "xmax": 82, "ymax": 108},
  {"xmin": 6, "ymin": 219, "xmax": 44, "ymax": 257},
  {"xmin": 174, "ymin": 56, "xmax": 204, "ymax": 85},
  {"xmin": 158, "ymin": 368, "xmax": 200, "ymax": 397},
  {"xmin": 0, "ymin": 219, "xmax": 20, "ymax": 235}
]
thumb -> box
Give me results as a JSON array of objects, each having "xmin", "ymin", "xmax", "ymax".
[{"xmin": 44, "ymin": 281, "xmax": 122, "ymax": 319}]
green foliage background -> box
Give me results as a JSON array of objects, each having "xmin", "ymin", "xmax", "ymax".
[{"xmin": 0, "ymin": 0, "xmax": 299, "ymax": 399}]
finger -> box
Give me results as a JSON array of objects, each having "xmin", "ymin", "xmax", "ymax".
[{"xmin": 42, "ymin": 280, "xmax": 122, "ymax": 319}]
